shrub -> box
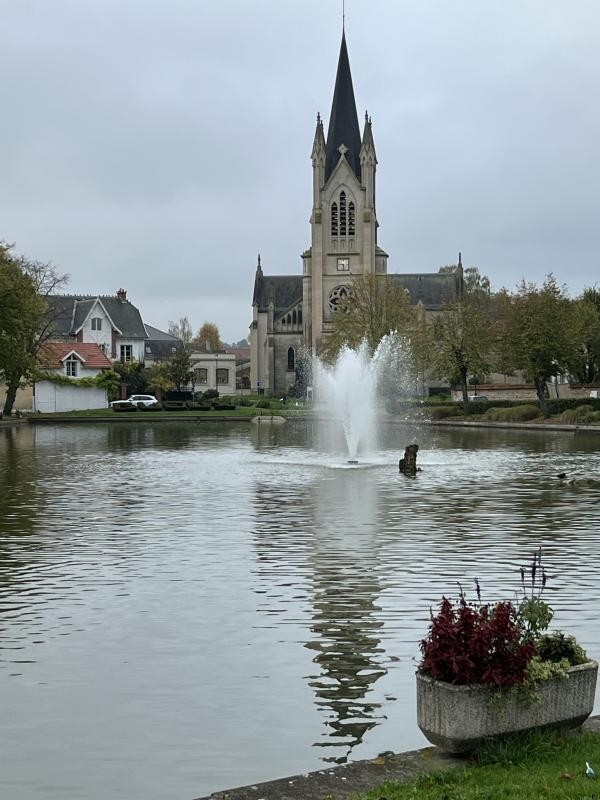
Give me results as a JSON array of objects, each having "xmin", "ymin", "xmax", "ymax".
[
  {"xmin": 419, "ymin": 597, "xmax": 536, "ymax": 687},
  {"xmin": 162, "ymin": 401, "xmax": 187, "ymax": 411},
  {"xmin": 202, "ymin": 389, "xmax": 219, "ymax": 401},
  {"xmin": 212, "ymin": 403, "xmax": 236, "ymax": 411},
  {"xmin": 544, "ymin": 397, "xmax": 600, "ymax": 415},
  {"xmin": 255, "ymin": 399, "xmax": 271, "ymax": 409},
  {"xmin": 428, "ymin": 405, "xmax": 462, "ymax": 419},
  {"xmin": 112, "ymin": 402, "xmax": 137, "ymax": 412},
  {"xmin": 536, "ymin": 632, "xmax": 588, "ymax": 666},
  {"xmin": 485, "ymin": 405, "xmax": 541, "ymax": 422},
  {"xmin": 186, "ymin": 403, "xmax": 211, "ymax": 411},
  {"xmin": 559, "ymin": 404, "xmax": 598, "ymax": 423},
  {"xmin": 236, "ymin": 396, "xmax": 253, "ymax": 407}
]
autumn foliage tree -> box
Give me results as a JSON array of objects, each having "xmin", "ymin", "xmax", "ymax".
[{"xmin": 194, "ymin": 322, "xmax": 223, "ymax": 352}]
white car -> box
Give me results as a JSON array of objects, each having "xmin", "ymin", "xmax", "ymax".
[{"xmin": 111, "ymin": 394, "xmax": 158, "ymax": 407}]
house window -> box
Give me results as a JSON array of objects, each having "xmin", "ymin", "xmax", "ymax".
[
  {"xmin": 197, "ymin": 368, "xmax": 208, "ymax": 384},
  {"xmin": 65, "ymin": 356, "xmax": 78, "ymax": 377},
  {"xmin": 287, "ymin": 347, "xmax": 295, "ymax": 371},
  {"xmin": 216, "ymin": 368, "xmax": 229, "ymax": 385},
  {"xmin": 331, "ymin": 202, "xmax": 338, "ymax": 236},
  {"xmin": 120, "ymin": 344, "xmax": 132, "ymax": 363},
  {"xmin": 91, "ymin": 317, "xmax": 102, "ymax": 331}
]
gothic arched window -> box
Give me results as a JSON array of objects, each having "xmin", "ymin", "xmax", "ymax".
[
  {"xmin": 339, "ymin": 192, "xmax": 347, "ymax": 236},
  {"xmin": 349, "ymin": 201, "xmax": 355, "ymax": 235},
  {"xmin": 287, "ymin": 313, "xmax": 291, "ymax": 325},
  {"xmin": 281, "ymin": 315, "xmax": 286, "ymax": 325},
  {"xmin": 331, "ymin": 202, "xmax": 338, "ymax": 236},
  {"xmin": 287, "ymin": 347, "xmax": 295, "ymax": 371},
  {"xmin": 292, "ymin": 309, "xmax": 297, "ymax": 325},
  {"xmin": 298, "ymin": 307, "xmax": 302, "ymax": 324}
]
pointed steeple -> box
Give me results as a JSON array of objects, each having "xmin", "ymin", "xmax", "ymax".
[
  {"xmin": 324, "ymin": 31, "xmax": 362, "ymax": 183},
  {"xmin": 360, "ymin": 111, "xmax": 376, "ymax": 161},
  {"xmin": 311, "ymin": 112, "xmax": 326, "ymax": 162}
]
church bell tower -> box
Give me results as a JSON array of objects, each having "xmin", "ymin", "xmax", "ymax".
[{"xmin": 302, "ymin": 31, "xmax": 388, "ymax": 353}]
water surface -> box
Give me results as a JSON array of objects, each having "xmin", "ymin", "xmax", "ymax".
[{"xmin": 1, "ymin": 421, "xmax": 599, "ymax": 799}]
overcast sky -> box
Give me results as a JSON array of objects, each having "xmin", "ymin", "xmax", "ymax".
[{"xmin": 2, "ymin": 1, "xmax": 599, "ymax": 342}]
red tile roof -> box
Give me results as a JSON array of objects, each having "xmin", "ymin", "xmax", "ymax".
[{"xmin": 38, "ymin": 342, "xmax": 113, "ymax": 369}]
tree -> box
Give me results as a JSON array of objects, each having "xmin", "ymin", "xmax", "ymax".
[
  {"xmin": 322, "ymin": 273, "xmax": 416, "ymax": 360},
  {"xmin": 0, "ymin": 243, "xmax": 68, "ymax": 415},
  {"xmin": 501, "ymin": 275, "xmax": 576, "ymax": 413},
  {"xmin": 568, "ymin": 288, "xmax": 600, "ymax": 384},
  {"xmin": 430, "ymin": 298, "xmax": 492, "ymax": 414},
  {"xmin": 165, "ymin": 349, "xmax": 193, "ymax": 391},
  {"xmin": 168, "ymin": 317, "xmax": 193, "ymax": 347},
  {"xmin": 144, "ymin": 363, "xmax": 175, "ymax": 397},
  {"xmin": 194, "ymin": 322, "xmax": 223, "ymax": 352}
]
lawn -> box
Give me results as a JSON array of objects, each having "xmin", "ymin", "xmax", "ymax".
[
  {"xmin": 353, "ymin": 730, "xmax": 600, "ymax": 800},
  {"xmin": 28, "ymin": 402, "xmax": 307, "ymax": 420}
]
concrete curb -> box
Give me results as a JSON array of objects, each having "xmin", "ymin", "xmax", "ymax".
[
  {"xmin": 196, "ymin": 716, "xmax": 600, "ymax": 800},
  {"xmin": 427, "ymin": 419, "xmax": 600, "ymax": 433}
]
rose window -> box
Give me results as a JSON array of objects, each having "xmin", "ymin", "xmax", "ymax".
[{"xmin": 328, "ymin": 285, "xmax": 351, "ymax": 312}]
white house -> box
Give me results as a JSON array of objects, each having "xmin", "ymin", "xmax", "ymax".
[
  {"xmin": 46, "ymin": 289, "xmax": 148, "ymax": 363},
  {"xmin": 35, "ymin": 342, "xmax": 112, "ymax": 413}
]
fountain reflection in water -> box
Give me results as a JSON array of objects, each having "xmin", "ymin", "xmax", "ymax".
[{"xmin": 314, "ymin": 333, "xmax": 415, "ymax": 461}]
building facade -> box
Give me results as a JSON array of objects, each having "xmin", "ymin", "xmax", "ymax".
[{"xmin": 251, "ymin": 32, "xmax": 463, "ymax": 396}]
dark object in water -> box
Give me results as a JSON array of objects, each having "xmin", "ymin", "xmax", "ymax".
[
  {"xmin": 399, "ymin": 443, "xmax": 419, "ymax": 476},
  {"xmin": 557, "ymin": 472, "xmax": 568, "ymax": 480},
  {"xmin": 347, "ymin": 459, "xmax": 359, "ymax": 465}
]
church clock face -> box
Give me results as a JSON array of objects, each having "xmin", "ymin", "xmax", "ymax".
[
  {"xmin": 328, "ymin": 285, "xmax": 351, "ymax": 312},
  {"xmin": 337, "ymin": 257, "xmax": 349, "ymax": 272}
]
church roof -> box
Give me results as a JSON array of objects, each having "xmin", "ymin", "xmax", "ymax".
[
  {"xmin": 253, "ymin": 274, "xmax": 302, "ymax": 314},
  {"xmin": 324, "ymin": 32, "xmax": 362, "ymax": 184},
  {"xmin": 390, "ymin": 272, "xmax": 462, "ymax": 310}
]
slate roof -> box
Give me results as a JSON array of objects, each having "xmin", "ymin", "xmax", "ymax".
[
  {"xmin": 143, "ymin": 324, "xmax": 183, "ymax": 361},
  {"xmin": 252, "ymin": 272, "xmax": 303, "ymax": 314},
  {"xmin": 252, "ymin": 269, "xmax": 460, "ymax": 315},
  {"xmin": 324, "ymin": 32, "xmax": 362, "ymax": 183},
  {"xmin": 46, "ymin": 295, "xmax": 147, "ymax": 338},
  {"xmin": 38, "ymin": 342, "xmax": 112, "ymax": 370},
  {"xmin": 390, "ymin": 272, "xmax": 462, "ymax": 310}
]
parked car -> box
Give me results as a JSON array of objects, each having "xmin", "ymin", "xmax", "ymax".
[
  {"xmin": 468, "ymin": 394, "xmax": 488, "ymax": 403},
  {"xmin": 111, "ymin": 394, "xmax": 158, "ymax": 408}
]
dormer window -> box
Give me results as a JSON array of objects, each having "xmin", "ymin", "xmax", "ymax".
[
  {"xmin": 65, "ymin": 356, "xmax": 78, "ymax": 377},
  {"xmin": 91, "ymin": 317, "xmax": 102, "ymax": 331}
]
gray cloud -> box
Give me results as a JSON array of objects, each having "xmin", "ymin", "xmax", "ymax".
[{"xmin": 2, "ymin": 0, "xmax": 599, "ymax": 341}]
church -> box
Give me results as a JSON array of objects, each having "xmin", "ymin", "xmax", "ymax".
[{"xmin": 250, "ymin": 31, "xmax": 463, "ymax": 396}]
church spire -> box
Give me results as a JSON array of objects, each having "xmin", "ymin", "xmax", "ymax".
[{"xmin": 324, "ymin": 31, "xmax": 361, "ymax": 183}]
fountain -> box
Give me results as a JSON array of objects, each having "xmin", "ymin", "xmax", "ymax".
[{"xmin": 314, "ymin": 333, "xmax": 415, "ymax": 463}]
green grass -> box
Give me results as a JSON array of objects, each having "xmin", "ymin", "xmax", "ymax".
[
  {"xmin": 353, "ymin": 730, "xmax": 600, "ymax": 800},
  {"xmin": 29, "ymin": 404, "xmax": 306, "ymax": 420}
]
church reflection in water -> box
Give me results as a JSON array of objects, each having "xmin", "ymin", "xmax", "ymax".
[{"xmin": 251, "ymin": 465, "xmax": 388, "ymax": 764}]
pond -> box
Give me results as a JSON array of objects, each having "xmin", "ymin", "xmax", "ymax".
[{"xmin": 1, "ymin": 420, "xmax": 599, "ymax": 799}]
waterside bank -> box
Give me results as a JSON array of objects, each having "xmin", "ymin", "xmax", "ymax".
[{"xmin": 198, "ymin": 716, "xmax": 600, "ymax": 800}]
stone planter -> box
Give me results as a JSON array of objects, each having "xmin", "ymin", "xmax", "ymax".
[{"xmin": 417, "ymin": 660, "xmax": 598, "ymax": 754}]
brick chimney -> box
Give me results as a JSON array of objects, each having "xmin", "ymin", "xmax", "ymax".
[{"xmin": 116, "ymin": 288, "xmax": 127, "ymax": 302}]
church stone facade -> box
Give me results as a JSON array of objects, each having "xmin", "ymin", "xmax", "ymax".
[{"xmin": 250, "ymin": 32, "xmax": 462, "ymax": 396}]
